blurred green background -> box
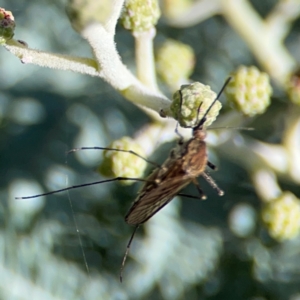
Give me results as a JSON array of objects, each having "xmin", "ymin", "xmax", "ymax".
[{"xmin": 1, "ymin": 0, "xmax": 300, "ymax": 299}]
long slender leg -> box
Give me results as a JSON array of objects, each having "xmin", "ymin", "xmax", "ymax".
[
  {"xmin": 68, "ymin": 147, "xmax": 161, "ymax": 168},
  {"xmin": 202, "ymin": 172, "xmax": 224, "ymax": 196},
  {"xmin": 174, "ymin": 122, "xmax": 184, "ymax": 145},
  {"xmin": 120, "ymin": 225, "xmax": 140, "ymax": 282},
  {"xmin": 178, "ymin": 179, "xmax": 207, "ymax": 200},
  {"xmin": 178, "ymin": 193, "xmax": 205, "ymax": 200},
  {"xmin": 192, "ymin": 178, "xmax": 207, "ymax": 199},
  {"xmin": 15, "ymin": 177, "xmax": 150, "ymax": 200},
  {"xmin": 207, "ymin": 160, "xmax": 217, "ymax": 170}
]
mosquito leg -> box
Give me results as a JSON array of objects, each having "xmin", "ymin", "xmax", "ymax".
[
  {"xmin": 192, "ymin": 178, "xmax": 207, "ymax": 199},
  {"xmin": 178, "ymin": 193, "xmax": 205, "ymax": 200},
  {"xmin": 15, "ymin": 177, "xmax": 151, "ymax": 200},
  {"xmin": 207, "ymin": 161, "xmax": 217, "ymax": 170},
  {"xmin": 177, "ymin": 179, "xmax": 207, "ymax": 200},
  {"xmin": 67, "ymin": 147, "xmax": 161, "ymax": 168},
  {"xmin": 202, "ymin": 172, "xmax": 224, "ymax": 196},
  {"xmin": 120, "ymin": 225, "xmax": 140, "ymax": 283},
  {"xmin": 175, "ymin": 123, "xmax": 184, "ymax": 144}
]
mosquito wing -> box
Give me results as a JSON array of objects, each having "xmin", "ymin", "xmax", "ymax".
[
  {"xmin": 125, "ymin": 137, "xmax": 208, "ymax": 226},
  {"xmin": 125, "ymin": 161, "xmax": 193, "ymax": 225},
  {"xmin": 125, "ymin": 176, "xmax": 192, "ymax": 225}
]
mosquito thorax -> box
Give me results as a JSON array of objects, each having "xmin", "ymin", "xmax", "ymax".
[{"xmin": 192, "ymin": 127, "xmax": 206, "ymax": 141}]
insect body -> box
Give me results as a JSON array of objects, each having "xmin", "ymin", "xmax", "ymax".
[
  {"xmin": 125, "ymin": 120, "xmax": 221, "ymax": 226},
  {"xmin": 125, "ymin": 79, "xmax": 231, "ymax": 226},
  {"xmin": 119, "ymin": 78, "xmax": 230, "ymax": 280}
]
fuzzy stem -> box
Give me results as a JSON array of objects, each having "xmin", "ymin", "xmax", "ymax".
[
  {"xmin": 134, "ymin": 28, "xmax": 158, "ymax": 90},
  {"xmin": 104, "ymin": 0, "xmax": 125, "ymax": 34},
  {"xmin": 165, "ymin": 0, "xmax": 221, "ymax": 27},
  {"xmin": 283, "ymin": 105, "xmax": 300, "ymax": 183},
  {"xmin": 219, "ymin": 133, "xmax": 289, "ymax": 176},
  {"xmin": 252, "ymin": 169, "xmax": 282, "ymax": 203},
  {"xmin": 81, "ymin": 23, "xmax": 171, "ymax": 114},
  {"xmin": 4, "ymin": 39, "xmax": 101, "ymax": 76},
  {"xmin": 265, "ymin": 0, "xmax": 300, "ymax": 41}
]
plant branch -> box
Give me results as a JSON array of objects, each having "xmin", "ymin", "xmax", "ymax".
[
  {"xmin": 134, "ymin": 29, "xmax": 158, "ymax": 90},
  {"xmin": 4, "ymin": 39, "xmax": 101, "ymax": 76},
  {"xmin": 265, "ymin": 0, "xmax": 300, "ymax": 41},
  {"xmin": 104, "ymin": 0, "xmax": 125, "ymax": 34},
  {"xmin": 252, "ymin": 169, "xmax": 282, "ymax": 202},
  {"xmin": 81, "ymin": 23, "xmax": 171, "ymax": 114},
  {"xmin": 165, "ymin": 0, "xmax": 222, "ymax": 27},
  {"xmin": 219, "ymin": 133, "xmax": 289, "ymax": 177},
  {"xmin": 220, "ymin": 0, "xmax": 295, "ymax": 85},
  {"xmin": 283, "ymin": 105, "xmax": 300, "ymax": 183}
]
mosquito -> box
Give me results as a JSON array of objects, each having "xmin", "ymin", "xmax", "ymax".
[{"xmin": 16, "ymin": 77, "xmax": 231, "ymax": 282}]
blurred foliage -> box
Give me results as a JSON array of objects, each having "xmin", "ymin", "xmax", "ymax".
[{"xmin": 1, "ymin": 0, "xmax": 300, "ymax": 299}]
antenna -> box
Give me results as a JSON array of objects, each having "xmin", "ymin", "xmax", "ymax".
[{"xmin": 197, "ymin": 77, "xmax": 232, "ymax": 128}]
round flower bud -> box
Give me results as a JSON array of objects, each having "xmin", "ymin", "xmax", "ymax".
[
  {"xmin": 121, "ymin": 0, "xmax": 161, "ymax": 33},
  {"xmin": 262, "ymin": 191, "xmax": 300, "ymax": 241},
  {"xmin": 285, "ymin": 69, "xmax": 300, "ymax": 105},
  {"xmin": 156, "ymin": 39, "xmax": 195, "ymax": 88},
  {"xmin": 66, "ymin": 0, "xmax": 113, "ymax": 32},
  {"xmin": 171, "ymin": 82, "xmax": 221, "ymax": 128},
  {"xmin": 98, "ymin": 137, "xmax": 147, "ymax": 185},
  {"xmin": 225, "ymin": 66, "xmax": 272, "ymax": 117},
  {"xmin": 0, "ymin": 8, "xmax": 15, "ymax": 44}
]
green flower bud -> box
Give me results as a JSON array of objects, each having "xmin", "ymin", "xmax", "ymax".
[
  {"xmin": 66, "ymin": 0, "xmax": 113, "ymax": 32},
  {"xmin": 262, "ymin": 191, "xmax": 300, "ymax": 241},
  {"xmin": 121, "ymin": 0, "xmax": 160, "ymax": 33},
  {"xmin": 99, "ymin": 137, "xmax": 147, "ymax": 185},
  {"xmin": 156, "ymin": 39, "xmax": 195, "ymax": 87},
  {"xmin": 225, "ymin": 66, "xmax": 272, "ymax": 117},
  {"xmin": 171, "ymin": 82, "xmax": 221, "ymax": 128},
  {"xmin": 0, "ymin": 8, "xmax": 15, "ymax": 45},
  {"xmin": 285, "ymin": 69, "xmax": 300, "ymax": 105}
]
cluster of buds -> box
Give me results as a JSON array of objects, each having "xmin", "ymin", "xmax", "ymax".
[
  {"xmin": 156, "ymin": 39, "xmax": 195, "ymax": 88},
  {"xmin": 171, "ymin": 82, "xmax": 220, "ymax": 128},
  {"xmin": 66, "ymin": 0, "xmax": 113, "ymax": 32},
  {"xmin": 0, "ymin": 7, "xmax": 15, "ymax": 44},
  {"xmin": 99, "ymin": 136, "xmax": 147, "ymax": 185},
  {"xmin": 121, "ymin": 0, "xmax": 160, "ymax": 33},
  {"xmin": 262, "ymin": 192, "xmax": 300, "ymax": 241},
  {"xmin": 225, "ymin": 66, "xmax": 272, "ymax": 117}
]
